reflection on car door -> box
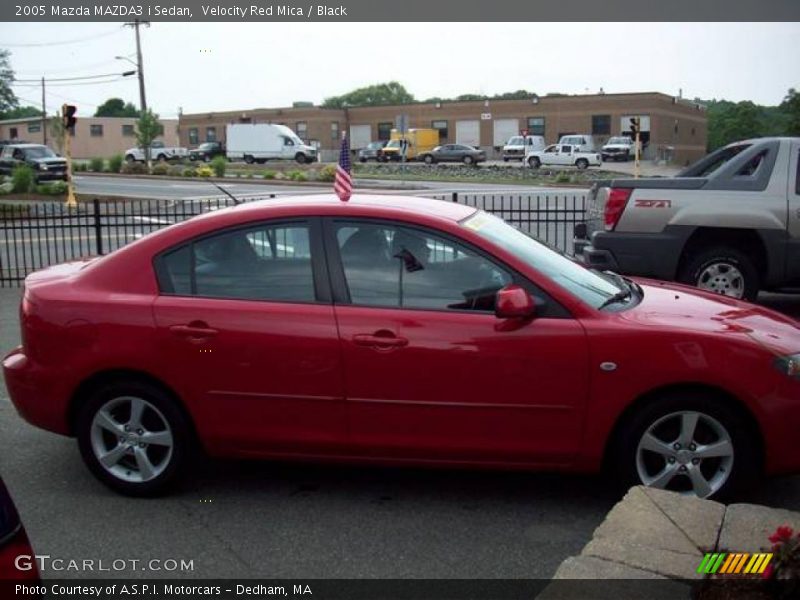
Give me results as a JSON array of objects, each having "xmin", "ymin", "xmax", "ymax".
[
  {"xmin": 152, "ymin": 219, "xmax": 346, "ymax": 456},
  {"xmin": 326, "ymin": 218, "xmax": 589, "ymax": 464}
]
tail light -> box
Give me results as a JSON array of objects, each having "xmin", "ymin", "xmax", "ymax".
[{"xmin": 604, "ymin": 188, "xmax": 632, "ymax": 231}]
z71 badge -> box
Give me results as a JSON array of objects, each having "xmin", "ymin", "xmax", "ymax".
[{"xmin": 634, "ymin": 199, "xmax": 672, "ymax": 208}]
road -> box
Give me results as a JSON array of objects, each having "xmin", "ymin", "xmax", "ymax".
[
  {"xmin": 73, "ymin": 175, "xmax": 587, "ymax": 200},
  {"xmin": 0, "ymin": 288, "xmax": 798, "ymax": 580}
]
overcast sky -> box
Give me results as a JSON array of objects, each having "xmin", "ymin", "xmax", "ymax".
[{"xmin": 2, "ymin": 22, "xmax": 798, "ymax": 118}]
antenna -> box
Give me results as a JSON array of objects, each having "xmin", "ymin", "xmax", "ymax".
[{"xmin": 206, "ymin": 179, "xmax": 241, "ymax": 205}]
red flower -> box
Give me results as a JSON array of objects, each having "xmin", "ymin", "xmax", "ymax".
[
  {"xmin": 761, "ymin": 563, "xmax": 775, "ymax": 580},
  {"xmin": 768, "ymin": 525, "xmax": 794, "ymax": 544}
]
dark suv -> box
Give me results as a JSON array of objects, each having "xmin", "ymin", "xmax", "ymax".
[
  {"xmin": 0, "ymin": 143, "xmax": 68, "ymax": 182},
  {"xmin": 189, "ymin": 141, "xmax": 225, "ymax": 162}
]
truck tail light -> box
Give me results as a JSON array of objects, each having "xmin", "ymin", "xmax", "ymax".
[{"xmin": 604, "ymin": 188, "xmax": 632, "ymax": 231}]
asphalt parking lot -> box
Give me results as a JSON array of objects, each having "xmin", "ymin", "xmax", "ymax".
[{"xmin": 0, "ymin": 287, "xmax": 799, "ymax": 580}]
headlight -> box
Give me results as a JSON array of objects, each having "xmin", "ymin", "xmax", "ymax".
[
  {"xmin": 774, "ymin": 354, "xmax": 800, "ymax": 381},
  {"xmin": 38, "ymin": 163, "xmax": 48, "ymax": 170}
]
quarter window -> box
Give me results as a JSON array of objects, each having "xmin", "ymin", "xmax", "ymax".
[
  {"xmin": 158, "ymin": 223, "xmax": 315, "ymax": 302},
  {"xmin": 335, "ymin": 222, "xmax": 511, "ymax": 312}
]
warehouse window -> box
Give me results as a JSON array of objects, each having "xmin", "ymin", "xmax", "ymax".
[
  {"xmin": 331, "ymin": 122, "xmax": 339, "ymax": 140},
  {"xmin": 527, "ymin": 117, "xmax": 545, "ymax": 136},
  {"xmin": 90, "ymin": 124, "xmax": 103, "ymax": 137},
  {"xmin": 27, "ymin": 122, "xmax": 41, "ymax": 133},
  {"xmin": 591, "ymin": 115, "xmax": 611, "ymax": 135},
  {"xmin": 295, "ymin": 121, "xmax": 307, "ymax": 141},
  {"xmin": 206, "ymin": 127, "xmax": 217, "ymax": 142},
  {"xmin": 122, "ymin": 124, "xmax": 135, "ymax": 136},
  {"xmin": 189, "ymin": 128, "xmax": 198, "ymax": 145},
  {"xmin": 432, "ymin": 120, "xmax": 448, "ymax": 141},
  {"xmin": 377, "ymin": 122, "xmax": 392, "ymax": 141}
]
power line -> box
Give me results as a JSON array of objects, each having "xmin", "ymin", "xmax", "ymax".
[
  {"xmin": 15, "ymin": 71, "xmax": 136, "ymax": 83},
  {"xmin": 39, "ymin": 77, "xmax": 135, "ymax": 88},
  {"xmin": 2, "ymin": 27, "xmax": 122, "ymax": 47},
  {"xmin": 13, "ymin": 58, "xmax": 128, "ymax": 76}
]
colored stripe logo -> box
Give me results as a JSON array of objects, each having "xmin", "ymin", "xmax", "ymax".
[{"xmin": 697, "ymin": 552, "xmax": 773, "ymax": 575}]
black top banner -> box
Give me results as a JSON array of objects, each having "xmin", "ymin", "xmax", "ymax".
[{"xmin": 2, "ymin": 0, "xmax": 800, "ymax": 22}]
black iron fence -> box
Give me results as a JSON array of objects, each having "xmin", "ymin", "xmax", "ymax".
[{"xmin": 0, "ymin": 192, "xmax": 586, "ymax": 287}]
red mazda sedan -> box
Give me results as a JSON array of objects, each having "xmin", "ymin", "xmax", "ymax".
[{"xmin": 3, "ymin": 195, "xmax": 800, "ymax": 498}]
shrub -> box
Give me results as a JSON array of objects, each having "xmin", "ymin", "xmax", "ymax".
[
  {"xmin": 108, "ymin": 154, "xmax": 124, "ymax": 174},
  {"xmin": 150, "ymin": 162, "xmax": 170, "ymax": 176},
  {"xmin": 196, "ymin": 166, "xmax": 214, "ymax": 178},
  {"xmin": 120, "ymin": 162, "xmax": 148, "ymax": 175},
  {"xmin": 0, "ymin": 181, "xmax": 13, "ymax": 194},
  {"xmin": 762, "ymin": 525, "xmax": 800, "ymax": 583},
  {"xmin": 11, "ymin": 165, "xmax": 35, "ymax": 193},
  {"xmin": 168, "ymin": 165, "xmax": 184, "ymax": 177},
  {"xmin": 287, "ymin": 169, "xmax": 307, "ymax": 182},
  {"xmin": 73, "ymin": 162, "xmax": 87, "ymax": 172},
  {"xmin": 210, "ymin": 156, "xmax": 227, "ymax": 178},
  {"xmin": 182, "ymin": 167, "xmax": 197, "ymax": 177},
  {"xmin": 316, "ymin": 165, "xmax": 336, "ymax": 182},
  {"xmin": 555, "ymin": 171, "xmax": 571, "ymax": 183},
  {"xmin": 35, "ymin": 181, "xmax": 68, "ymax": 195},
  {"xmin": 89, "ymin": 157, "xmax": 105, "ymax": 173},
  {"xmin": 262, "ymin": 170, "xmax": 276, "ymax": 180}
]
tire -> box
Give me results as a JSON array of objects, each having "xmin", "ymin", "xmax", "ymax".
[
  {"xmin": 611, "ymin": 390, "xmax": 759, "ymax": 501},
  {"xmin": 503, "ymin": 157, "xmax": 509, "ymax": 162},
  {"xmin": 295, "ymin": 153, "xmax": 307, "ymax": 164},
  {"xmin": 244, "ymin": 155, "xmax": 255, "ymax": 165},
  {"xmin": 528, "ymin": 156, "xmax": 541, "ymax": 169},
  {"xmin": 423, "ymin": 154, "xmax": 435, "ymax": 165},
  {"xmin": 575, "ymin": 158, "xmax": 589, "ymax": 170},
  {"xmin": 359, "ymin": 157, "xmax": 367, "ymax": 163},
  {"xmin": 125, "ymin": 154, "xmax": 135, "ymax": 164},
  {"xmin": 76, "ymin": 380, "xmax": 193, "ymax": 497},
  {"xmin": 157, "ymin": 154, "xmax": 167, "ymax": 162},
  {"xmin": 463, "ymin": 155, "xmax": 474, "ymax": 165},
  {"xmin": 203, "ymin": 155, "xmax": 211, "ymax": 163},
  {"xmin": 678, "ymin": 247, "xmax": 759, "ymax": 301}
]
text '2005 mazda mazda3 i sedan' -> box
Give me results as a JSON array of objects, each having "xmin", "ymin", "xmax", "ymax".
[{"xmin": 3, "ymin": 195, "xmax": 800, "ymax": 498}]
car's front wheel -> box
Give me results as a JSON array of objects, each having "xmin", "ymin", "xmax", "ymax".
[
  {"xmin": 76, "ymin": 380, "xmax": 193, "ymax": 496},
  {"xmin": 613, "ymin": 391, "xmax": 759, "ymax": 500}
]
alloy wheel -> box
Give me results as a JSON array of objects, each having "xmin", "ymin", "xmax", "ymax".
[{"xmin": 696, "ymin": 262, "xmax": 745, "ymax": 298}]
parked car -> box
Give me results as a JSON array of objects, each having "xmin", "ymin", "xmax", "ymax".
[
  {"xmin": 502, "ymin": 135, "xmax": 546, "ymax": 161},
  {"xmin": 0, "ymin": 143, "xmax": 68, "ymax": 182},
  {"xmin": 358, "ymin": 141, "xmax": 387, "ymax": 162},
  {"xmin": 418, "ymin": 144, "xmax": 486, "ymax": 165},
  {"xmin": 226, "ymin": 124, "xmax": 317, "ymax": 164},
  {"xmin": 189, "ymin": 141, "xmax": 225, "ymax": 162},
  {"xmin": 557, "ymin": 134, "xmax": 598, "ymax": 152},
  {"xmin": 573, "ymin": 137, "xmax": 800, "ymax": 301},
  {"xmin": 4, "ymin": 194, "xmax": 800, "ymax": 500},
  {"xmin": 0, "ymin": 475, "xmax": 39, "ymax": 582},
  {"xmin": 527, "ymin": 144, "xmax": 602, "ymax": 169},
  {"xmin": 125, "ymin": 140, "xmax": 188, "ymax": 163},
  {"xmin": 601, "ymin": 136, "xmax": 638, "ymax": 162}
]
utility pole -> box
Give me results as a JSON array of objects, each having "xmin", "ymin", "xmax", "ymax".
[
  {"xmin": 41, "ymin": 76, "xmax": 46, "ymax": 145},
  {"xmin": 125, "ymin": 19, "xmax": 150, "ymax": 164}
]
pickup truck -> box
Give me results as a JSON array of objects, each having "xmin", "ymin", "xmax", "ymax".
[
  {"xmin": 527, "ymin": 143, "xmax": 602, "ymax": 170},
  {"xmin": 125, "ymin": 140, "xmax": 188, "ymax": 163},
  {"xmin": 0, "ymin": 143, "xmax": 68, "ymax": 182},
  {"xmin": 601, "ymin": 136, "xmax": 638, "ymax": 161},
  {"xmin": 573, "ymin": 137, "xmax": 800, "ymax": 301}
]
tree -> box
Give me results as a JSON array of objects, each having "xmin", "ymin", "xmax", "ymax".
[
  {"xmin": 135, "ymin": 109, "xmax": 161, "ymax": 168},
  {"xmin": 94, "ymin": 97, "xmax": 140, "ymax": 118},
  {"xmin": 455, "ymin": 94, "xmax": 487, "ymax": 102},
  {"xmin": 0, "ymin": 49, "xmax": 19, "ymax": 118},
  {"xmin": 492, "ymin": 90, "xmax": 536, "ymax": 100},
  {"xmin": 322, "ymin": 82, "xmax": 415, "ymax": 108},
  {"xmin": 3, "ymin": 106, "xmax": 43, "ymax": 119},
  {"xmin": 781, "ymin": 88, "xmax": 800, "ymax": 136},
  {"xmin": 49, "ymin": 111, "xmax": 65, "ymax": 154}
]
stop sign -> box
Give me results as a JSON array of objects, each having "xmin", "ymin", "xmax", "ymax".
[{"xmin": 522, "ymin": 129, "xmax": 529, "ymax": 136}]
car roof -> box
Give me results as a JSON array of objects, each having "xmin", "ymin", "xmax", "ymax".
[{"xmin": 5, "ymin": 143, "xmax": 47, "ymax": 149}]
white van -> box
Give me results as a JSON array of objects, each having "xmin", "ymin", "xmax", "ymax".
[
  {"xmin": 557, "ymin": 134, "xmax": 597, "ymax": 153},
  {"xmin": 502, "ymin": 135, "xmax": 546, "ymax": 161},
  {"xmin": 226, "ymin": 123, "xmax": 318, "ymax": 164}
]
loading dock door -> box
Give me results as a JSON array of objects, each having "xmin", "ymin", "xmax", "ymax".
[
  {"xmin": 349, "ymin": 125, "xmax": 372, "ymax": 149},
  {"xmin": 493, "ymin": 119, "xmax": 519, "ymax": 147},
  {"xmin": 456, "ymin": 120, "xmax": 481, "ymax": 147}
]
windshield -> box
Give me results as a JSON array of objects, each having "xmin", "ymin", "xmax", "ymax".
[
  {"xmin": 198, "ymin": 143, "xmax": 214, "ymax": 150},
  {"xmin": 385, "ymin": 140, "xmax": 401, "ymax": 148},
  {"xmin": 462, "ymin": 211, "xmax": 625, "ymax": 309},
  {"xmin": 607, "ymin": 137, "xmax": 629, "ymax": 145},
  {"xmin": 367, "ymin": 142, "xmax": 383, "ymax": 149},
  {"xmin": 23, "ymin": 146, "xmax": 56, "ymax": 159},
  {"xmin": 506, "ymin": 136, "xmax": 523, "ymax": 146}
]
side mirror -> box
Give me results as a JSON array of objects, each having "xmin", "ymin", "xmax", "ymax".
[{"xmin": 495, "ymin": 284, "xmax": 536, "ymax": 319}]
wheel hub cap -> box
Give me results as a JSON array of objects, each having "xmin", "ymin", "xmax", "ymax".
[{"xmin": 696, "ymin": 262, "xmax": 745, "ymax": 298}]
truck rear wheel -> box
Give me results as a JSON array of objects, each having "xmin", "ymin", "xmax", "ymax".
[
  {"xmin": 678, "ymin": 247, "xmax": 759, "ymax": 301},
  {"xmin": 528, "ymin": 156, "xmax": 541, "ymax": 169},
  {"xmin": 244, "ymin": 155, "xmax": 255, "ymax": 165},
  {"xmin": 576, "ymin": 158, "xmax": 589, "ymax": 170}
]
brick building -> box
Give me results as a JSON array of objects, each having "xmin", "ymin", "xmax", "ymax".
[{"xmin": 179, "ymin": 92, "xmax": 708, "ymax": 164}]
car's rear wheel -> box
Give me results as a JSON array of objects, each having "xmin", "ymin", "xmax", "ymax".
[
  {"xmin": 463, "ymin": 155, "xmax": 474, "ymax": 165},
  {"xmin": 528, "ymin": 156, "xmax": 541, "ymax": 169},
  {"xmin": 125, "ymin": 154, "xmax": 135, "ymax": 164},
  {"xmin": 678, "ymin": 247, "xmax": 759, "ymax": 301},
  {"xmin": 612, "ymin": 391, "xmax": 759, "ymax": 501},
  {"xmin": 76, "ymin": 380, "xmax": 192, "ymax": 496},
  {"xmin": 576, "ymin": 158, "xmax": 589, "ymax": 170},
  {"xmin": 423, "ymin": 154, "xmax": 434, "ymax": 165}
]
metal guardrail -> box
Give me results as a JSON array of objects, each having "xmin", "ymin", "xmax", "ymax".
[{"xmin": 0, "ymin": 192, "xmax": 586, "ymax": 287}]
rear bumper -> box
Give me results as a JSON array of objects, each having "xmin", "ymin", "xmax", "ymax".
[{"xmin": 2, "ymin": 347, "xmax": 72, "ymax": 436}]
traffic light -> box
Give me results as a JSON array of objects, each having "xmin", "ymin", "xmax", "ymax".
[
  {"xmin": 629, "ymin": 117, "xmax": 640, "ymax": 136},
  {"xmin": 62, "ymin": 104, "xmax": 77, "ymax": 131}
]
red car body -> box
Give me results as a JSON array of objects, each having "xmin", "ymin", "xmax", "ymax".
[
  {"xmin": 0, "ymin": 477, "xmax": 39, "ymax": 583},
  {"xmin": 3, "ymin": 195, "xmax": 800, "ymax": 494}
]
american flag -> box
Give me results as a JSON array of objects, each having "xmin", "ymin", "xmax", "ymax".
[{"xmin": 334, "ymin": 133, "xmax": 352, "ymax": 202}]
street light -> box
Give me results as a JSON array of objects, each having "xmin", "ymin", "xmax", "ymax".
[{"xmin": 115, "ymin": 55, "xmax": 137, "ymax": 67}]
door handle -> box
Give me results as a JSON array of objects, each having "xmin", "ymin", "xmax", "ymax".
[
  {"xmin": 169, "ymin": 323, "xmax": 218, "ymax": 339},
  {"xmin": 353, "ymin": 332, "xmax": 409, "ymax": 349}
]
